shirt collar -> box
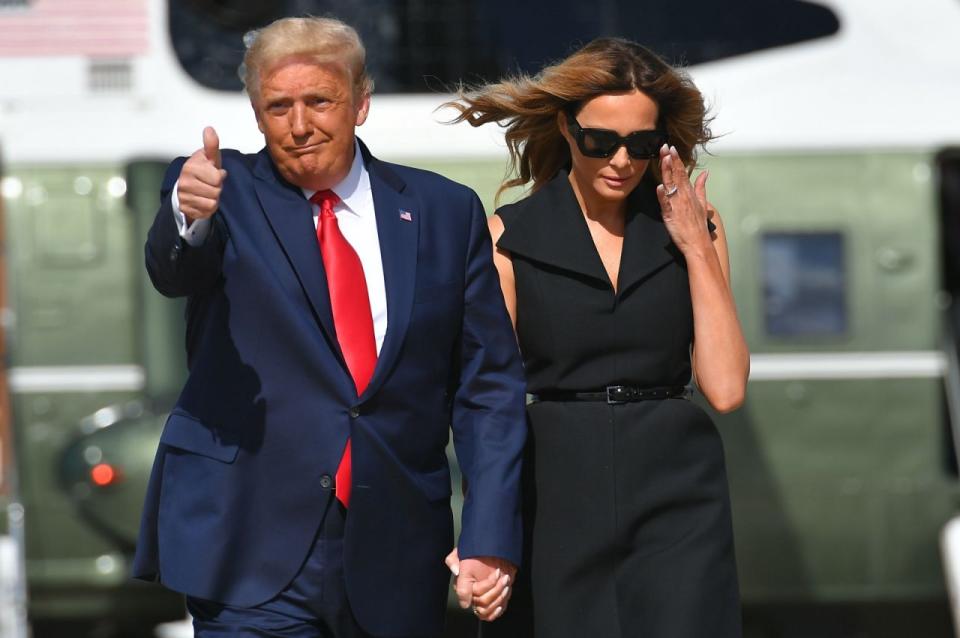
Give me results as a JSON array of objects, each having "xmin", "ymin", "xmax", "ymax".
[{"xmin": 302, "ymin": 139, "xmax": 371, "ymax": 217}]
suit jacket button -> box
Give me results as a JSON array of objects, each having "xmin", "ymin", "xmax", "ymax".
[
  {"xmin": 320, "ymin": 475, "xmax": 333, "ymax": 489},
  {"xmin": 349, "ymin": 407, "xmax": 360, "ymax": 418},
  {"xmin": 169, "ymin": 244, "xmax": 181, "ymax": 261}
]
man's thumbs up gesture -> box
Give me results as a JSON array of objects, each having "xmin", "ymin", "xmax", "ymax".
[{"xmin": 178, "ymin": 126, "xmax": 228, "ymax": 222}]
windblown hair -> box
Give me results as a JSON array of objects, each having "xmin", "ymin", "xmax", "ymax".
[
  {"xmin": 241, "ymin": 16, "xmax": 374, "ymax": 102},
  {"xmin": 447, "ymin": 37, "xmax": 712, "ymax": 201}
]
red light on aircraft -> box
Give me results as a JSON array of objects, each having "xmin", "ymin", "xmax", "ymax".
[{"xmin": 90, "ymin": 463, "xmax": 119, "ymax": 487}]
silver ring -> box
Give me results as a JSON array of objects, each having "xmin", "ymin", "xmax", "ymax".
[
  {"xmin": 472, "ymin": 607, "xmax": 481, "ymax": 617},
  {"xmin": 665, "ymin": 184, "xmax": 679, "ymax": 197}
]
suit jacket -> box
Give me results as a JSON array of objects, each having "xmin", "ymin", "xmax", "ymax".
[{"xmin": 132, "ymin": 140, "xmax": 526, "ymax": 637}]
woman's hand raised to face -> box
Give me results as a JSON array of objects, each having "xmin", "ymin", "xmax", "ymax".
[{"xmin": 655, "ymin": 144, "xmax": 715, "ymax": 257}]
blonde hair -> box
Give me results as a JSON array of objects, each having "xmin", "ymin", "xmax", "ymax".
[
  {"xmin": 242, "ymin": 16, "xmax": 374, "ymax": 101},
  {"xmin": 447, "ymin": 37, "xmax": 712, "ymax": 202}
]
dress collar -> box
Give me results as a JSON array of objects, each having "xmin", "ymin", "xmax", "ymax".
[{"xmin": 496, "ymin": 172, "xmax": 679, "ymax": 295}]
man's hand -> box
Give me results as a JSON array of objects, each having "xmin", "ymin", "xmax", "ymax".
[
  {"xmin": 178, "ymin": 126, "xmax": 227, "ymax": 223},
  {"xmin": 446, "ymin": 549, "xmax": 516, "ymax": 622}
]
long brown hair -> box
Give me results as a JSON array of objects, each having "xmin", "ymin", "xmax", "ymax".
[{"xmin": 446, "ymin": 37, "xmax": 713, "ymax": 202}]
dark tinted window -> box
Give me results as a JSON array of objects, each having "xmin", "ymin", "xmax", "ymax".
[
  {"xmin": 762, "ymin": 232, "xmax": 847, "ymax": 338},
  {"xmin": 169, "ymin": 0, "xmax": 839, "ymax": 93}
]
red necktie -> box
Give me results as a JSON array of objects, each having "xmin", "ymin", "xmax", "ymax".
[{"xmin": 311, "ymin": 189, "xmax": 377, "ymax": 508}]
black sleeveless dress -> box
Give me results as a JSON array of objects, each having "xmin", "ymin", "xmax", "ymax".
[{"xmin": 481, "ymin": 173, "xmax": 742, "ymax": 638}]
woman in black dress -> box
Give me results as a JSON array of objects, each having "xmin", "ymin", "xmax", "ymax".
[{"xmin": 448, "ymin": 38, "xmax": 750, "ymax": 637}]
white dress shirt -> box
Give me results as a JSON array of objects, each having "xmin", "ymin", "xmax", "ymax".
[{"xmin": 172, "ymin": 140, "xmax": 388, "ymax": 354}]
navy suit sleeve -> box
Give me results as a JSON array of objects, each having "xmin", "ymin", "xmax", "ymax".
[
  {"xmin": 452, "ymin": 192, "xmax": 527, "ymax": 566},
  {"xmin": 144, "ymin": 157, "xmax": 226, "ymax": 298}
]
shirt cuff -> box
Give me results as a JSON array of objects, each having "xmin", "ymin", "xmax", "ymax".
[{"xmin": 172, "ymin": 179, "xmax": 212, "ymax": 247}]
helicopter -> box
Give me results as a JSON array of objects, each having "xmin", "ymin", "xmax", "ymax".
[{"xmin": 2, "ymin": 0, "xmax": 960, "ymax": 635}]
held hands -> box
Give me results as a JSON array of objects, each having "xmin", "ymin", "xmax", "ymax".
[
  {"xmin": 445, "ymin": 548, "xmax": 515, "ymax": 622},
  {"xmin": 177, "ymin": 126, "xmax": 228, "ymax": 223},
  {"xmin": 655, "ymin": 144, "xmax": 716, "ymax": 256}
]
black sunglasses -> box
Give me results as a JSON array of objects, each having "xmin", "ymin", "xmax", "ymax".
[{"xmin": 565, "ymin": 111, "xmax": 668, "ymax": 160}]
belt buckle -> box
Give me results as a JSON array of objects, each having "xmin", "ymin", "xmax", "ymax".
[{"xmin": 605, "ymin": 385, "xmax": 632, "ymax": 404}]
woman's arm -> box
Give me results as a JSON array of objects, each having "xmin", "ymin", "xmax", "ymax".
[
  {"xmin": 656, "ymin": 146, "xmax": 749, "ymax": 413},
  {"xmin": 685, "ymin": 206, "xmax": 749, "ymax": 412}
]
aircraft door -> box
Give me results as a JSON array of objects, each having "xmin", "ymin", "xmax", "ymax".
[
  {"xmin": 706, "ymin": 151, "xmax": 951, "ymax": 604},
  {"xmin": 0, "ymin": 157, "xmax": 182, "ymax": 627},
  {"xmin": 56, "ymin": 159, "xmax": 187, "ymax": 548}
]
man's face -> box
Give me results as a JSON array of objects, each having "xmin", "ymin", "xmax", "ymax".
[{"xmin": 253, "ymin": 57, "xmax": 370, "ymax": 191}]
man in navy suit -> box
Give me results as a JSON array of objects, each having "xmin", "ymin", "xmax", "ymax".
[{"xmin": 132, "ymin": 16, "xmax": 525, "ymax": 638}]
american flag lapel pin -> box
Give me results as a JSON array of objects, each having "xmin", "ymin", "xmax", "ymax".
[{"xmin": 399, "ymin": 209, "xmax": 413, "ymax": 222}]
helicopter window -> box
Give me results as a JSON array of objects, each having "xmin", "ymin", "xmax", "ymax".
[
  {"xmin": 168, "ymin": 0, "xmax": 839, "ymax": 93},
  {"xmin": 761, "ymin": 232, "xmax": 847, "ymax": 338}
]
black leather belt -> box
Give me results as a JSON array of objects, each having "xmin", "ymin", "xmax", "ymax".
[{"xmin": 530, "ymin": 385, "xmax": 691, "ymax": 404}]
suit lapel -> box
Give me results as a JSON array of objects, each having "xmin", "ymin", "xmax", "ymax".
[
  {"xmin": 251, "ymin": 150, "xmax": 342, "ymax": 360},
  {"xmin": 360, "ymin": 145, "xmax": 419, "ymax": 400},
  {"xmin": 497, "ymin": 172, "xmax": 678, "ymax": 295}
]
